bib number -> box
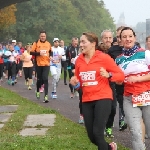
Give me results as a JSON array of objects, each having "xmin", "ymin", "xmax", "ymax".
[{"xmin": 132, "ymin": 91, "xmax": 150, "ymax": 107}]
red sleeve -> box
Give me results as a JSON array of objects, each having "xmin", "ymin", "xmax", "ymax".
[{"xmin": 104, "ymin": 54, "xmax": 125, "ymax": 82}]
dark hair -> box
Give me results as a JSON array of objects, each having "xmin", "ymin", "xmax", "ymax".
[
  {"xmin": 135, "ymin": 42, "xmax": 141, "ymax": 48},
  {"xmin": 40, "ymin": 30, "xmax": 46, "ymax": 34},
  {"xmin": 72, "ymin": 37, "xmax": 78, "ymax": 41},
  {"xmin": 82, "ymin": 32, "xmax": 99, "ymax": 50},
  {"xmin": 146, "ymin": 36, "xmax": 150, "ymax": 42},
  {"xmin": 120, "ymin": 27, "xmax": 136, "ymax": 39}
]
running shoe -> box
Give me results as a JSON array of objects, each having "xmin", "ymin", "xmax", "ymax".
[
  {"xmin": 109, "ymin": 142, "xmax": 117, "ymax": 150},
  {"xmin": 28, "ymin": 86, "xmax": 32, "ymax": 90},
  {"xmin": 39, "ymin": 85, "xmax": 44, "ymax": 93},
  {"xmin": 119, "ymin": 121, "xmax": 127, "ymax": 131},
  {"xmin": 70, "ymin": 93, "xmax": 74, "ymax": 98},
  {"xmin": 36, "ymin": 92, "xmax": 40, "ymax": 99},
  {"xmin": 43, "ymin": 95, "xmax": 49, "ymax": 103},
  {"xmin": 11, "ymin": 81, "xmax": 15, "ymax": 86},
  {"xmin": 79, "ymin": 115, "xmax": 84, "ymax": 124},
  {"xmin": 7, "ymin": 79, "xmax": 11, "ymax": 85},
  {"xmin": 105, "ymin": 128, "xmax": 114, "ymax": 138}
]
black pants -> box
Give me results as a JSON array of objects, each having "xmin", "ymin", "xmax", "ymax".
[
  {"xmin": 0, "ymin": 63, "xmax": 4, "ymax": 79},
  {"xmin": 61, "ymin": 61, "xmax": 67, "ymax": 83},
  {"xmin": 106, "ymin": 82, "xmax": 117, "ymax": 129},
  {"xmin": 78, "ymin": 88, "xmax": 83, "ymax": 114},
  {"xmin": 82, "ymin": 99, "xmax": 112, "ymax": 150},
  {"xmin": 8, "ymin": 61, "xmax": 16, "ymax": 80},
  {"xmin": 23, "ymin": 67, "xmax": 33, "ymax": 80},
  {"xmin": 115, "ymin": 84, "xmax": 125, "ymax": 122},
  {"xmin": 36, "ymin": 66, "xmax": 49, "ymax": 96},
  {"xmin": 68, "ymin": 69, "xmax": 74, "ymax": 93}
]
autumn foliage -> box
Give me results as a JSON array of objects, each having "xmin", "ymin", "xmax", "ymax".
[{"xmin": 0, "ymin": 5, "xmax": 17, "ymax": 29}]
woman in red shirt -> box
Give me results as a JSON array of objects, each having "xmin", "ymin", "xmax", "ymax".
[{"xmin": 70, "ymin": 32, "xmax": 124, "ymax": 150}]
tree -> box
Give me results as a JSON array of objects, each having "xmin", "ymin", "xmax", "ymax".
[{"xmin": 0, "ymin": 5, "xmax": 17, "ymax": 30}]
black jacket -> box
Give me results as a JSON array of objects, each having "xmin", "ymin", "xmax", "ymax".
[
  {"xmin": 108, "ymin": 45, "xmax": 123, "ymax": 60},
  {"xmin": 66, "ymin": 45, "xmax": 79, "ymax": 67}
]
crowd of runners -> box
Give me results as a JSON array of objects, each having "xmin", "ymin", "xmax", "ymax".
[{"xmin": 0, "ymin": 26, "xmax": 150, "ymax": 150}]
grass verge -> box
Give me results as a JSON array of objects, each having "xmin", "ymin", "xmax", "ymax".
[{"xmin": 0, "ymin": 87, "xmax": 129, "ymax": 150}]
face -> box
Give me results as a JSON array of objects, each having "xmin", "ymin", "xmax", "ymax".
[
  {"xmin": 72, "ymin": 39, "xmax": 78, "ymax": 47},
  {"xmin": 101, "ymin": 32, "xmax": 113, "ymax": 49},
  {"xmin": 59, "ymin": 40, "xmax": 64, "ymax": 47},
  {"xmin": 39, "ymin": 33, "xmax": 46, "ymax": 42},
  {"xmin": 53, "ymin": 41, "xmax": 59, "ymax": 47},
  {"xmin": 116, "ymin": 30, "xmax": 122, "ymax": 46},
  {"xmin": 12, "ymin": 42, "xmax": 16, "ymax": 46},
  {"xmin": 9, "ymin": 45, "xmax": 14, "ymax": 51},
  {"xmin": 146, "ymin": 38, "xmax": 150, "ymax": 50},
  {"xmin": 18, "ymin": 43, "xmax": 22, "ymax": 48},
  {"xmin": 120, "ymin": 29, "xmax": 136, "ymax": 49},
  {"xmin": 5, "ymin": 45, "xmax": 8, "ymax": 49},
  {"xmin": 80, "ymin": 35, "xmax": 95, "ymax": 54}
]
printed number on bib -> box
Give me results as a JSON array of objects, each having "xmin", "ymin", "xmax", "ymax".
[{"xmin": 132, "ymin": 91, "xmax": 150, "ymax": 107}]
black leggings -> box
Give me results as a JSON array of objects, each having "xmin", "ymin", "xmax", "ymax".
[
  {"xmin": 0, "ymin": 63, "xmax": 4, "ymax": 79},
  {"xmin": 68, "ymin": 69, "xmax": 74, "ymax": 93},
  {"xmin": 82, "ymin": 99, "xmax": 112, "ymax": 150},
  {"xmin": 36, "ymin": 66, "xmax": 49, "ymax": 96},
  {"xmin": 23, "ymin": 67, "xmax": 33, "ymax": 80},
  {"xmin": 78, "ymin": 88, "xmax": 83, "ymax": 115},
  {"xmin": 106, "ymin": 82, "xmax": 117, "ymax": 129},
  {"xmin": 8, "ymin": 61, "xmax": 16, "ymax": 80},
  {"xmin": 115, "ymin": 84, "xmax": 125, "ymax": 122},
  {"xmin": 61, "ymin": 61, "xmax": 67, "ymax": 83}
]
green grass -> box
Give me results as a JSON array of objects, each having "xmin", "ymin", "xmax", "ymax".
[{"xmin": 0, "ymin": 87, "xmax": 129, "ymax": 150}]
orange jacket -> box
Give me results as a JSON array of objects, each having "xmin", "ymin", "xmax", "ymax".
[
  {"xmin": 75, "ymin": 50, "xmax": 125, "ymax": 102},
  {"xmin": 31, "ymin": 40, "xmax": 51, "ymax": 66}
]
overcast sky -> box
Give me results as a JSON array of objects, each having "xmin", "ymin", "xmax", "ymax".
[{"xmin": 103, "ymin": 0, "xmax": 150, "ymax": 26}]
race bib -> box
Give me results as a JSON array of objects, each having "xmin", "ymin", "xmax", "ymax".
[
  {"xmin": 67, "ymin": 66, "xmax": 71, "ymax": 69},
  {"xmin": 132, "ymin": 91, "xmax": 150, "ymax": 107},
  {"xmin": 40, "ymin": 50, "xmax": 47, "ymax": 54}
]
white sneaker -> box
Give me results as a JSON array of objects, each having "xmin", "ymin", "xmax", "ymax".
[{"xmin": 74, "ymin": 91, "xmax": 79, "ymax": 97}]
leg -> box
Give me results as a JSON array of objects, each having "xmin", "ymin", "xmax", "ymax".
[
  {"xmin": 42, "ymin": 66, "xmax": 49, "ymax": 96},
  {"xmin": 36, "ymin": 66, "xmax": 42, "ymax": 92},
  {"xmin": 64, "ymin": 61, "xmax": 67, "ymax": 84},
  {"xmin": 142, "ymin": 105, "xmax": 150, "ymax": 139},
  {"xmin": 124, "ymin": 96, "xmax": 145, "ymax": 150},
  {"xmin": 68, "ymin": 69, "xmax": 74, "ymax": 96}
]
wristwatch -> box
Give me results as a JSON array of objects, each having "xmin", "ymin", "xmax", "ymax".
[{"xmin": 108, "ymin": 72, "xmax": 112, "ymax": 79}]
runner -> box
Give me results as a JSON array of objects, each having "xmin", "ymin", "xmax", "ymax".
[
  {"xmin": 20, "ymin": 43, "xmax": 33, "ymax": 90},
  {"xmin": 0, "ymin": 44, "xmax": 4, "ymax": 85},
  {"xmin": 70, "ymin": 32, "xmax": 124, "ymax": 150},
  {"xmin": 30, "ymin": 30, "xmax": 52, "ymax": 103},
  {"xmin": 108, "ymin": 26, "xmax": 127, "ymax": 131},
  {"xmin": 50, "ymin": 38, "xmax": 64, "ymax": 99},
  {"xmin": 100, "ymin": 29, "xmax": 117, "ymax": 138},
  {"xmin": 66, "ymin": 37, "xmax": 79, "ymax": 98},
  {"xmin": 3, "ymin": 44, "xmax": 19, "ymax": 86},
  {"xmin": 146, "ymin": 36, "xmax": 150, "ymax": 50},
  {"xmin": 116, "ymin": 27, "xmax": 150, "ymax": 150}
]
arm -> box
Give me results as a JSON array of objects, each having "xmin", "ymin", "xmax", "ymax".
[
  {"xmin": 104, "ymin": 54, "xmax": 125, "ymax": 83},
  {"xmin": 30, "ymin": 42, "xmax": 40, "ymax": 56}
]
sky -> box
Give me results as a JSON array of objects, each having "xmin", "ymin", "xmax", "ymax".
[{"xmin": 103, "ymin": 0, "xmax": 150, "ymax": 26}]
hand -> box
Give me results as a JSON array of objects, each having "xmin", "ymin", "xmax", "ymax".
[
  {"xmin": 72, "ymin": 69, "xmax": 75, "ymax": 73},
  {"xmin": 127, "ymin": 76, "xmax": 140, "ymax": 83},
  {"xmin": 50, "ymin": 56, "xmax": 53, "ymax": 61},
  {"xmin": 100, "ymin": 67, "xmax": 109, "ymax": 78},
  {"xmin": 116, "ymin": 82, "xmax": 123, "ymax": 85},
  {"xmin": 58, "ymin": 55, "xmax": 62, "ymax": 59},
  {"xmin": 71, "ymin": 58, "xmax": 75, "ymax": 63},
  {"xmin": 70, "ymin": 76, "xmax": 79, "ymax": 86}
]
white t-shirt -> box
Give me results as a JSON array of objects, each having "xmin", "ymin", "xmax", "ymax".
[{"xmin": 51, "ymin": 46, "xmax": 64, "ymax": 68}]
